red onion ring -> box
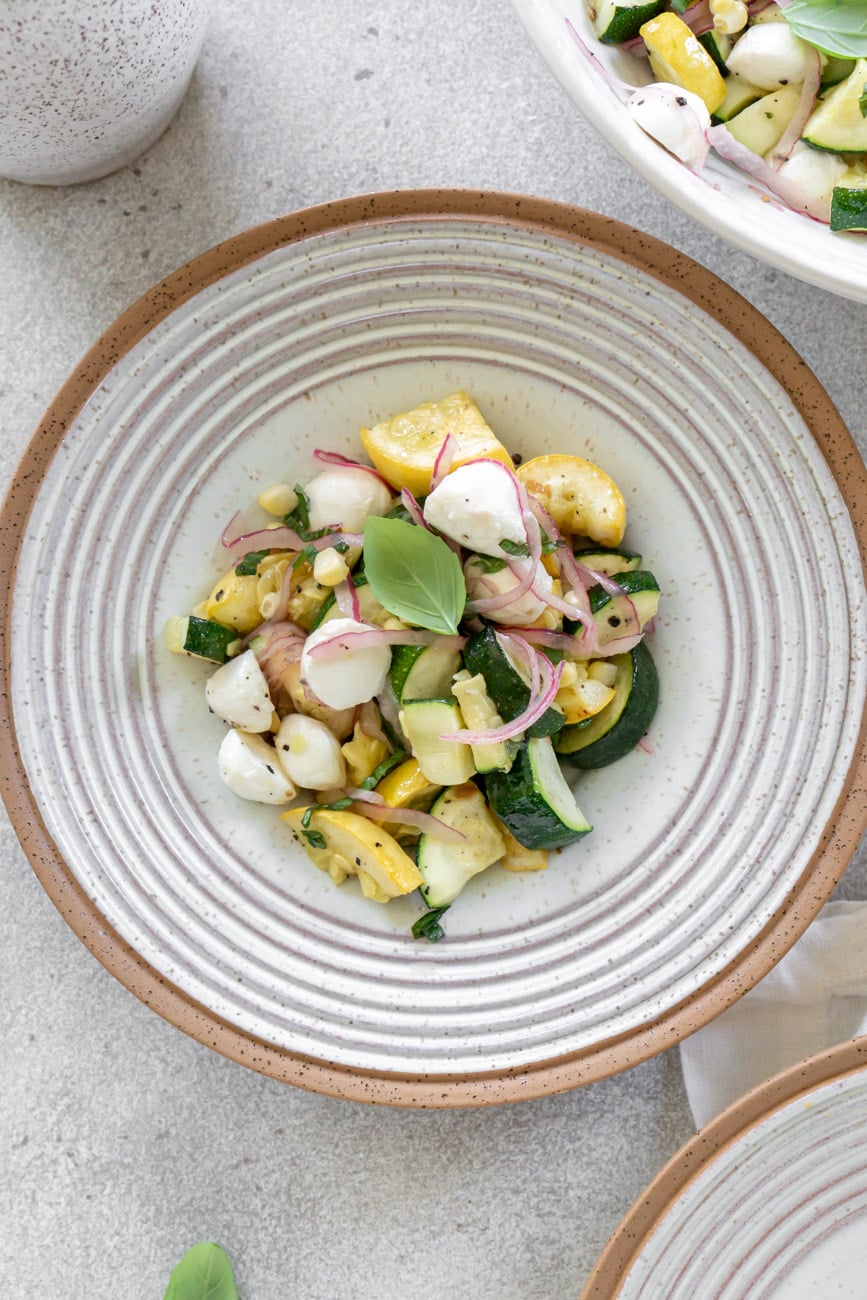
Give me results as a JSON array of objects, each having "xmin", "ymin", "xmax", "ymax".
[
  {"xmin": 400, "ymin": 488, "xmax": 432, "ymax": 530},
  {"xmin": 312, "ymin": 449, "xmax": 393, "ymax": 489},
  {"xmin": 347, "ymin": 789, "xmax": 466, "ymax": 841},
  {"xmin": 707, "ymin": 124, "xmax": 830, "ymax": 222},
  {"xmin": 440, "ymin": 655, "xmax": 564, "ymax": 745},
  {"xmin": 769, "ymin": 47, "xmax": 821, "ymax": 170},
  {"xmin": 430, "ymin": 433, "xmax": 457, "ymax": 490},
  {"xmin": 333, "ymin": 575, "xmax": 361, "ymax": 621}
]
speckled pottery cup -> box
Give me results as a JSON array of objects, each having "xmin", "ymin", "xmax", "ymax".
[{"xmin": 0, "ymin": 0, "xmax": 210, "ymax": 185}]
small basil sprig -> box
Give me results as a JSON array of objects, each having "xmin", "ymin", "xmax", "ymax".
[
  {"xmin": 782, "ymin": 0, "xmax": 867, "ymax": 58},
  {"xmin": 163, "ymin": 1243, "xmax": 238, "ymax": 1300},
  {"xmin": 412, "ymin": 904, "xmax": 450, "ymax": 942},
  {"xmin": 363, "ymin": 516, "xmax": 466, "ymax": 635}
]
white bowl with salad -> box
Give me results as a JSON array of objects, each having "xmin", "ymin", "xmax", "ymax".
[
  {"xmin": 513, "ymin": 0, "xmax": 867, "ymax": 301},
  {"xmin": 3, "ymin": 191, "xmax": 866, "ymax": 1106}
]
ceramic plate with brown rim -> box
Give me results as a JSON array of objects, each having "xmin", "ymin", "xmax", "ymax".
[
  {"xmin": 585, "ymin": 1036, "xmax": 867, "ymax": 1297},
  {"xmin": 1, "ymin": 191, "xmax": 866, "ymax": 1107}
]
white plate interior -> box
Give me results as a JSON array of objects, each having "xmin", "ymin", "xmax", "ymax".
[{"xmin": 11, "ymin": 215, "xmax": 867, "ymax": 1076}]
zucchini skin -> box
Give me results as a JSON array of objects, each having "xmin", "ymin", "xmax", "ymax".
[
  {"xmin": 484, "ymin": 745, "xmax": 591, "ymax": 851},
  {"xmin": 557, "ymin": 640, "xmax": 658, "ymax": 768},
  {"xmin": 463, "ymin": 627, "xmax": 564, "ymax": 739}
]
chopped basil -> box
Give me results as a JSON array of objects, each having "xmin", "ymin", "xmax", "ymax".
[
  {"xmin": 302, "ymin": 828, "xmax": 327, "ymax": 850},
  {"xmin": 234, "ymin": 548, "xmax": 271, "ymax": 576},
  {"xmin": 499, "ymin": 538, "xmax": 531, "ymax": 558},
  {"xmin": 361, "ymin": 750, "xmax": 408, "ymax": 789},
  {"xmin": 472, "ymin": 554, "xmax": 508, "ymax": 574},
  {"xmin": 412, "ymin": 904, "xmax": 450, "ymax": 942}
]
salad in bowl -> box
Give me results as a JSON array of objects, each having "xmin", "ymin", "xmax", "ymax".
[
  {"xmin": 585, "ymin": 0, "xmax": 867, "ymax": 231},
  {"xmin": 167, "ymin": 392, "xmax": 661, "ymax": 940}
]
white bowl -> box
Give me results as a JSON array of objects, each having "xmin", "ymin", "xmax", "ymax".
[
  {"xmin": 512, "ymin": 0, "xmax": 867, "ymax": 302},
  {"xmin": 1, "ymin": 191, "xmax": 866, "ymax": 1106}
]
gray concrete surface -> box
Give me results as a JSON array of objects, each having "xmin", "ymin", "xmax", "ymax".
[{"xmin": 1, "ymin": 2, "xmax": 865, "ymax": 1297}]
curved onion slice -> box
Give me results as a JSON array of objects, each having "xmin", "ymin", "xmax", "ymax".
[
  {"xmin": 465, "ymin": 509, "xmax": 543, "ymax": 614},
  {"xmin": 333, "ymin": 575, "xmax": 361, "ymax": 621},
  {"xmin": 707, "ymin": 124, "xmax": 830, "ymax": 222},
  {"xmin": 430, "ymin": 433, "xmax": 457, "ymax": 490},
  {"xmin": 439, "ymin": 654, "xmax": 565, "ymax": 745},
  {"xmin": 313, "ymin": 448, "xmax": 393, "ymax": 488},
  {"xmin": 347, "ymin": 789, "xmax": 466, "ymax": 841},
  {"xmin": 358, "ymin": 699, "xmax": 390, "ymax": 747},
  {"xmin": 768, "ymin": 47, "xmax": 821, "ymax": 170},
  {"xmin": 399, "ymin": 487, "xmax": 431, "ymax": 530},
  {"xmin": 306, "ymin": 626, "xmax": 464, "ymax": 662}
]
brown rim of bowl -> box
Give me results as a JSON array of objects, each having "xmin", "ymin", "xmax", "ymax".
[
  {"xmin": 1, "ymin": 189, "xmax": 865, "ymax": 1107},
  {"xmin": 582, "ymin": 1035, "xmax": 867, "ymax": 1297}
]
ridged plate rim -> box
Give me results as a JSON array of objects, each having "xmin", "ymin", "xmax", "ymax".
[{"xmin": 1, "ymin": 189, "xmax": 866, "ymax": 1107}]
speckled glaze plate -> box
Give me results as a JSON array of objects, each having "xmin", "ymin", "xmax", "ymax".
[
  {"xmin": 1, "ymin": 192, "xmax": 866, "ymax": 1106},
  {"xmin": 585, "ymin": 1038, "xmax": 867, "ymax": 1297},
  {"xmin": 512, "ymin": 1, "xmax": 867, "ymax": 303}
]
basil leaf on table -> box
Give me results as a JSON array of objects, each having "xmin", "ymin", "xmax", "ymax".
[
  {"xmin": 362, "ymin": 516, "xmax": 466, "ymax": 635},
  {"xmin": 163, "ymin": 1243, "xmax": 239, "ymax": 1300},
  {"xmin": 782, "ymin": 0, "xmax": 867, "ymax": 58}
]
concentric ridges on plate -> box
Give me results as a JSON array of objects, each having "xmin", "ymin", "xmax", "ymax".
[{"xmin": 12, "ymin": 220, "xmax": 866, "ymax": 1072}]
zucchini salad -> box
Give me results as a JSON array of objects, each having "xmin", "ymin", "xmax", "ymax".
[
  {"xmin": 167, "ymin": 392, "xmax": 661, "ymax": 941},
  {"xmin": 583, "ymin": 0, "xmax": 867, "ymax": 232}
]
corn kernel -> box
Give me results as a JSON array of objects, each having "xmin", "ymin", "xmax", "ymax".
[
  {"xmin": 588, "ymin": 661, "xmax": 618, "ymax": 687},
  {"xmin": 258, "ymin": 483, "xmax": 298, "ymax": 516},
  {"xmin": 313, "ymin": 546, "xmax": 350, "ymax": 586}
]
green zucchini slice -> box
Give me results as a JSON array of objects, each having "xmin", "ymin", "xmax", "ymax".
[
  {"xmin": 803, "ymin": 60, "xmax": 867, "ymax": 154},
  {"xmin": 590, "ymin": 0, "xmax": 667, "ymax": 45},
  {"xmin": 417, "ymin": 783, "xmax": 506, "ymax": 907},
  {"xmin": 390, "ymin": 641, "xmax": 462, "ymax": 702},
  {"xmin": 462, "ymin": 626, "xmax": 565, "ymax": 739},
  {"xmin": 484, "ymin": 737, "xmax": 592, "ymax": 850},
  {"xmin": 556, "ymin": 640, "xmax": 659, "ymax": 767},
  {"xmin": 573, "ymin": 546, "xmax": 643, "ymax": 576},
  {"xmin": 587, "ymin": 569, "xmax": 659, "ymax": 648},
  {"xmin": 165, "ymin": 615, "xmax": 238, "ymax": 663}
]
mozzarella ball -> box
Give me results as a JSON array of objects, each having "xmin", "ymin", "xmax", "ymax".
[
  {"xmin": 423, "ymin": 460, "xmax": 527, "ymax": 556},
  {"xmin": 726, "ymin": 25, "xmax": 816, "ymax": 90},
  {"xmin": 205, "ymin": 648, "xmax": 274, "ymax": 731},
  {"xmin": 464, "ymin": 556, "xmax": 553, "ymax": 626},
  {"xmin": 776, "ymin": 141, "xmax": 847, "ymax": 205},
  {"xmin": 275, "ymin": 713, "xmax": 347, "ymax": 791},
  {"xmin": 304, "ymin": 467, "xmax": 393, "ymax": 533},
  {"xmin": 218, "ymin": 729, "xmax": 296, "ymax": 803},
  {"xmin": 301, "ymin": 617, "xmax": 391, "ymax": 709},
  {"xmin": 627, "ymin": 84, "xmax": 710, "ymax": 168}
]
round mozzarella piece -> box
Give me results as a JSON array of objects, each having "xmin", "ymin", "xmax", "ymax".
[
  {"xmin": 275, "ymin": 713, "xmax": 347, "ymax": 791},
  {"xmin": 205, "ymin": 648, "xmax": 273, "ymax": 731},
  {"xmin": 301, "ymin": 617, "xmax": 391, "ymax": 709},
  {"xmin": 776, "ymin": 141, "xmax": 847, "ymax": 204},
  {"xmin": 464, "ymin": 555, "xmax": 553, "ymax": 626},
  {"xmin": 627, "ymin": 84, "xmax": 710, "ymax": 168},
  {"xmin": 423, "ymin": 460, "xmax": 526, "ymax": 556},
  {"xmin": 218, "ymin": 729, "xmax": 296, "ymax": 803},
  {"xmin": 726, "ymin": 25, "xmax": 815, "ymax": 90},
  {"xmin": 304, "ymin": 467, "xmax": 392, "ymax": 533}
]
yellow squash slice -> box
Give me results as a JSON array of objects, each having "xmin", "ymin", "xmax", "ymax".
[
  {"xmin": 515, "ymin": 453, "xmax": 626, "ymax": 546},
  {"xmin": 360, "ymin": 391, "xmax": 514, "ymax": 495},
  {"xmin": 640, "ymin": 12, "xmax": 727, "ymax": 114},
  {"xmin": 282, "ymin": 806, "xmax": 423, "ymax": 900}
]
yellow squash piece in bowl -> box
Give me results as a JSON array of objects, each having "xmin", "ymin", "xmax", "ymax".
[
  {"xmin": 204, "ymin": 566, "xmax": 262, "ymax": 633},
  {"xmin": 640, "ymin": 12, "xmax": 727, "ymax": 115},
  {"xmin": 282, "ymin": 806, "xmax": 423, "ymax": 901},
  {"xmin": 360, "ymin": 390, "xmax": 514, "ymax": 495},
  {"xmin": 515, "ymin": 453, "xmax": 626, "ymax": 546}
]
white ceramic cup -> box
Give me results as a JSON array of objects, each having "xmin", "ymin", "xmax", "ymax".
[{"xmin": 0, "ymin": 0, "xmax": 211, "ymax": 185}]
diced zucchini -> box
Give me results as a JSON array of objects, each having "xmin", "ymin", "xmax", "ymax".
[
  {"xmin": 572, "ymin": 546, "xmax": 643, "ymax": 576},
  {"xmin": 484, "ymin": 737, "xmax": 592, "ymax": 851},
  {"xmin": 822, "ymin": 57, "xmax": 856, "ymax": 88},
  {"xmin": 165, "ymin": 614, "xmax": 238, "ymax": 663},
  {"xmin": 399, "ymin": 698, "xmax": 476, "ymax": 785},
  {"xmin": 451, "ymin": 671, "xmax": 517, "ymax": 774},
  {"xmin": 389, "ymin": 641, "xmax": 462, "ymax": 702},
  {"xmin": 725, "ymin": 84, "xmax": 803, "ymax": 157},
  {"xmin": 463, "ymin": 626, "xmax": 565, "ymax": 739},
  {"xmin": 710, "ymin": 73, "xmax": 764, "ymax": 124},
  {"xmin": 417, "ymin": 783, "xmax": 506, "ymax": 907},
  {"xmin": 831, "ymin": 172, "xmax": 867, "ymax": 231},
  {"xmin": 589, "ymin": 0, "xmax": 667, "ymax": 45},
  {"xmin": 310, "ymin": 573, "xmax": 389, "ymax": 630},
  {"xmin": 803, "ymin": 60, "xmax": 867, "ymax": 154},
  {"xmin": 556, "ymin": 641, "xmax": 659, "ymax": 766},
  {"xmin": 697, "ymin": 29, "xmax": 731, "ymax": 75},
  {"xmin": 587, "ymin": 569, "xmax": 659, "ymax": 649}
]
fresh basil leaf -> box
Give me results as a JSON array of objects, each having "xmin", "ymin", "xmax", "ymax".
[
  {"xmin": 361, "ymin": 749, "xmax": 408, "ymax": 789},
  {"xmin": 783, "ymin": 0, "xmax": 867, "ymax": 59},
  {"xmin": 163, "ymin": 1243, "xmax": 238, "ymax": 1300},
  {"xmin": 284, "ymin": 484, "xmax": 330, "ymax": 543},
  {"xmin": 412, "ymin": 904, "xmax": 450, "ymax": 942},
  {"xmin": 362, "ymin": 517, "xmax": 465, "ymax": 635},
  {"xmin": 302, "ymin": 828, "xmax": 327, "ymax": 850},
  {"xmin": 234, "ymin": 549, "xmax": 270, "ymax": 576},
  {"xmin": 499, "ymin": 538, "xmax": 531, "ymax": 558},
  {"xmin": 471, "ymin": 554, "xmax": 508, "ymax": 574}
]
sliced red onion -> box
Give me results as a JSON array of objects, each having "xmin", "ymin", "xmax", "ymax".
[
  {"xmin": 358, "ymin": 699, "xmax": 390, "ymax": 747},
  {"xmin": 400, "ymin": 488, "xmax": 431, "ymax": 530},
  {"xmin": 375, "ymin": 681, "xmax": 406, "ymax": 742},
  {"xmin": 564, "ymin": 17, "xmax": 632, "ymax": 94},
  {"xmin": 440, "ymin": 655, "xmax": 564, "ymax": 745},
  {"xmin": 768, "ymin": 47, "xmax": 821, "ymax": 170},
  {"xmin": 572, "ymin": 559, "xmax": 624, "ymax": 599},
  {"xmin": 333, "ymin": 575, "xmax": 361, "ymax": 621},
  {"xmin": 707, "ymin": 124, "xmax": 830, "ymax": 222},
  {"xmin": 430, "ymin": 433, "xmax": 457, "ymax": 490},
  {"xmin": 496, "ymin": 631, "xmax": 541, "ymax": 702},
  {"xmin": 306, "ymin": 626, "xmax": 465, "ymax": 662},
  {"xmin": 313, "ymin": 449, "xmax": 392, "ymax": 489},
  {"xmin": 465, "ymin": 509, "xmax": 543, "ymax": 614},
  {"xmin": 347, "ymin": 789, "xmax": 466, "ymax": 841},
  {"xmin": 678, "ymin": 0, "xmax": 712, "ymax": 33},
  {"xmin": 504, "ymin": 627, "xmax": 592, "ymax": 655}
]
